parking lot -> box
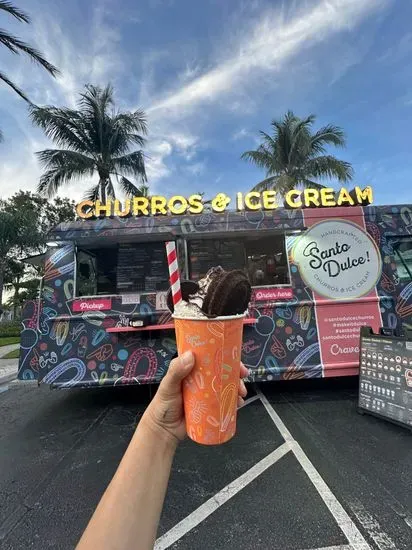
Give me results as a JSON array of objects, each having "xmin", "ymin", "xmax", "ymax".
[{"xmin": 0, "ymin": 377, "xmax": 410, "ymax": 550}]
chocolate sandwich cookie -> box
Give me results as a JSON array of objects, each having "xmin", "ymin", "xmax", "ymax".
[
  {"xmin": 166, "ymin": 280, "xmax": 199, "ymax": 313},
  {"xmin": 202, "ymin": 269, "xmax": 251, "ymax": 316}
]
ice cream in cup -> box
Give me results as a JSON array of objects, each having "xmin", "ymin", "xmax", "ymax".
[{"xmin": 168, "ymin": 267, "xmax": 251, "ymax": 445}]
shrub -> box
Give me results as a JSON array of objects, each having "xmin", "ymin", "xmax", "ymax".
[{"xmin": 0, "ymin": 321, "xmax": 22, "ymax": 338}]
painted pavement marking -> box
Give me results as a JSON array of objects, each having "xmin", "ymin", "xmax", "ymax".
[
  {"xmin": 257, "ymin": 389, "xmax": 372, "ymax": 550},
  {"xmin": 349, "ymin": 501, "xmax": 400, "ymax": 550},
  {"xmin": 240, "ymin": 394, "xmax": 261, "ymax": 407},
  {"xmin": 154, "ymin": 442, "xmax": 291, "ymax": 550}
]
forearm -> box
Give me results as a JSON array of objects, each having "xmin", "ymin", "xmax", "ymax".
[{"xmin": 77, "ymin": 421, "xmax": 177, "ymax": 550}]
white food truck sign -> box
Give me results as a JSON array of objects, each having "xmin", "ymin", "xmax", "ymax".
[{"xmin": 292, "ymin": 220, "xmax": 382, "ymax": 300}]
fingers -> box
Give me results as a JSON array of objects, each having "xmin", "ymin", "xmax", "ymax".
[
  {"xmin": 159, "ymin": 351, "xmax": 195, "ymax": 398},
  {"xmin": 240, "ymin": 363, "xmax": 249, "ymax": 379},
  {"xmin": 238, "ymin": 396, "xmax": 245, "ymax": 408},
  {"xmin": 239, "ymin": 378, "xmax": 247, "ymax": 398}
]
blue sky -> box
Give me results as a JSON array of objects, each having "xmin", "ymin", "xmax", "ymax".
[{"xmin": 0, "ymin": 0, "xmax": 411, "ymax": 204}]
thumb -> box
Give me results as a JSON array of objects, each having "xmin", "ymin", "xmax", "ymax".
[{"xmin": 159, "ymin": 351, "xmax": 195, "ymax": 398}]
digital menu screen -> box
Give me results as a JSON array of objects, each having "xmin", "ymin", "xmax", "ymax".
[
  {"xmin": 359, "ymin": 331, "xmax": 412, "ymax": 428},
  {"xmin": 116, "ymin": 242, "xmax": 169, "ymax": 293}
]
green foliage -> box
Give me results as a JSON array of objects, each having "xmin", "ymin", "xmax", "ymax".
[
  {"xmin": 0, "ymin": 335, "xmax": 20, "ymax": 347},
  {"xmin": 2, "ymin": 348, "xmax": 19, "ymax": 359},
  {"xmin": 0, "ymin": 323, "xmax": 21, "ymax": 338},
  {"xmin": 241, "ymin": 110, "xmax": 353, "ymax": 193},
  {"xmin": 31, "ymin": 84, "xmax": 148, "ymax": 201},
  {"xmin": 0, "ymin": 191, "xmax": 76, "ymax": 306},
  {"xmin": 0, "ymin": 1, "xmax": 58, "ymax": 111}
]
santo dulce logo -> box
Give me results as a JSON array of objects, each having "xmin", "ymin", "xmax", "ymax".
[{"xmin": 292, "ymin": 220, "xmax": 382, "ymax": 300}]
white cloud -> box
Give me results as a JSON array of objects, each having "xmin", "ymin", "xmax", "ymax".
[
  {"xmin": 186, "ymin": 162, "xmax": 205, "ymax": 176},
  {"xmin": 232, "ymin": 128, "xmax": 250, "ymax": 141},
  {"xmin": 0, "ymin": 0, "xmax": 391, "ymax": 198},
  {"xmin": 147, "ymin": 0, "xmax": 389, "ymax": 117},
  {"xmin": 27, "ymin": 0, "xmax": 124, "ymax": 107},
  {"xmin": 145, "ymin": 140, "xmax": 173, "ymax": 184}
]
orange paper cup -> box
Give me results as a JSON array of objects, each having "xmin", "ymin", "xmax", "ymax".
[{"xmin": 174, "ymin": 314, "xmax": 245, "ymax": 445}]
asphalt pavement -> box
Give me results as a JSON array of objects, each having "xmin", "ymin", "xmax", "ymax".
[{"xmin": 0, "ymin": 377, "xmax": 410, "ymax": 550}]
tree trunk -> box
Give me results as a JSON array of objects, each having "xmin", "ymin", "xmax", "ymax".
[
  {"xmin": 12, "ymin": 279, "xmax": 20, "ymax": 320},
  {"xmin": 100, "ymin": 179, "xmax": 107, "ymax": 203},
  {"xmin": 0, "ymin": 266, "xmax": 4, "ymax": 312}
]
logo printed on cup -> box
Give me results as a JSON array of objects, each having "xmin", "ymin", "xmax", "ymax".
[{"xmin": 185, "ymin": 334, "xmax": 206, "ymax": 347}]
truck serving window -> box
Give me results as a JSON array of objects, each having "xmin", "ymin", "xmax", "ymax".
[
  {"xmin": 393, "ymin": 238, "xmax": 412, "ymax": 283},
  {"xmin": 188, "ymin": 234, "xmax": 290, "ymax": 286},
  {"xmin": 76, "ymin": 242, "xmax": 169, "ymax": 296}
]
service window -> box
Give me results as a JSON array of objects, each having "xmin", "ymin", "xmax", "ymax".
[
  {"xmin": 393, "ymin": 238, "xmax": 412, "ymax": 283},
  {"xmin": 188, "ymin": 234, "xmax": 290, "ymax": 286},
  {"xmin": 116, "ymin": 242, "xmax": 169, "ymax": 293},
  {"xmin": 77, "ymin": 248, "xmax": 116, "ymax": 296},
  {"xmin": 76, "ymin": 242, "xmax": 169, "ymax": 296},
  {"xmin": 189, "ymin": 239, "xmax": 246, "ymax": 280}
]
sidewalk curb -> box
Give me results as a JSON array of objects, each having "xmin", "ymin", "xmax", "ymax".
[{"xmin": 0, "ymin": 372, "xmax": 17, "ymax": 386}]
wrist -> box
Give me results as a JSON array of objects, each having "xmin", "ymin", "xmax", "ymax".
[{"xmin": 137, "ymin": 416, "xmax": 179, "ymax": 454}]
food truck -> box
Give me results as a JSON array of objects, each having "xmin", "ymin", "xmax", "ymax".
[{"xmin": 17, "ymin": 186, "xmax": 412, "ymax": 388}]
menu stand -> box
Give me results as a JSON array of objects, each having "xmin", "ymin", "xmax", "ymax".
[{"xmin": 358, "ymin": 326, "xmax": 412, "ymax": 431}]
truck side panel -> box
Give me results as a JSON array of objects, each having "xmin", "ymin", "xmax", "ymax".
[{"xmin": 17, "ymin": 205, "xmax": 412, "ymax": 386}]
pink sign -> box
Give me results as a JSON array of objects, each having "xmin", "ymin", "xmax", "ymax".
[
  {"xmin": 299, "ymin": 207, "xmax": 382, "ymax": 377},
  {"xmin": 253, "ymin": 288, "xmax": 293, "ymax": 302},
  {"xmin": 72, "ymin": 298, "xmax": 112, "ymax": 312}
]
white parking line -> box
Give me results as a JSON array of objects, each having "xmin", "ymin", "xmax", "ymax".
[
  {"xmin": 257, "ymin": 389, "xmax": 372, "ymax": 550},
  {"xmin": 240, "ymin": 394, "xmax": 261, "ymax": 407},
  {"xmin": 308, "ymin": 546, "xmax": 352, "ymax": 550},
  {"xmin": 154, "ymin": 442, "xmax": 291, "ymax": 550},
  {"xmin": 349, "ymin": 501, "xmax": 398, "ymax": 550}
]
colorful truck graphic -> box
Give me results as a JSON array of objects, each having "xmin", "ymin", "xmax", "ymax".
[{"xmin": 17, "ymin": 204, "xmax": 412, "ymax": 388}]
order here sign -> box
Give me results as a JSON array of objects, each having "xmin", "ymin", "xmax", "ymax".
[{"xmin": 75, "ymin": 186, "xmax": 373, "ymax": 219}]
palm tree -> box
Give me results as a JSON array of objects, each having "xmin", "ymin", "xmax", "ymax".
[
  {"xmin": 241, "ymin": 111, "xmax": 353, "ymax": 193},
  {"xmin": 30, "ymin": 84, "xmax": 148, "ymax": 201},
  {"xmin": 0, "ymin": 1, "xmax": 59, "ymax": 108}
]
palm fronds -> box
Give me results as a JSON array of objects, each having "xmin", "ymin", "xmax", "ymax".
[
  {"xmin": 0, "ymin": 1, "xmax": 58, "ymax": 115},
  {"xmin": 33, "ymin": 85, "xmax": 148, "ymax": 200},
  {"xmin": 0, "ymin": 1, "xmax": 29, "ymax": 23},
  {"xmin": 242, "ymin": 111, "xmax": 353, "ymax": 193}
]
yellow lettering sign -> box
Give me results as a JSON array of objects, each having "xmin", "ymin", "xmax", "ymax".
[
  {"xmin": 95, "ymin": 200, "xmax": 112, "ymax": 217},
  {"xmin": 337, "ymin": 187, "xmax": 354, "ymax": 206},
  {"xmin": 75, "ymin": 186, "xmax": 374, "ymax": 219},
  {"xmin": 304, "ymin": 189, "xmax": 320, "ymax": 208},
  {"xmin": 168, "ymin": 196, "xmax": 188, "ymax": 215},
  {"xmin": 114, "ymin": 199, "xmax": 131, "ymax": 217},
  {"xmin": 285, "ymin": 190, "xmax": 302, "ymax": 208},
  {"xmin": 132, "ymin": 197, "xmax": 149, "ymax": 216},
  {"xmin": 150, "ymin": 196, "xmax": 167, "ymax": 215},
  {"xmin": 320, "ymin": 188, "xmax": 336, "ymax": 207},
  {"xmin": 188, "ymin": 194, "xmax": 204, "ymax": 214},
  {"xmin": 244, "ymin": 192, "xmax": 261, "ymax": 211},
  {"xmin": 76, "ymin": 200, "xmax": 94, "ymax": 219},
  {"xmin": 355, "ymin": 185, "xmax": 373, "ymax": 204},
  {"xmin": 262, "ymin": 191, "xmax": 277, "ymax": 210}
]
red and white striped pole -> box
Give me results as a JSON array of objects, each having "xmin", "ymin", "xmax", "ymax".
[{"xmin": 166, "ymin": 241, "xmax": 182, "ymax": 306}]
